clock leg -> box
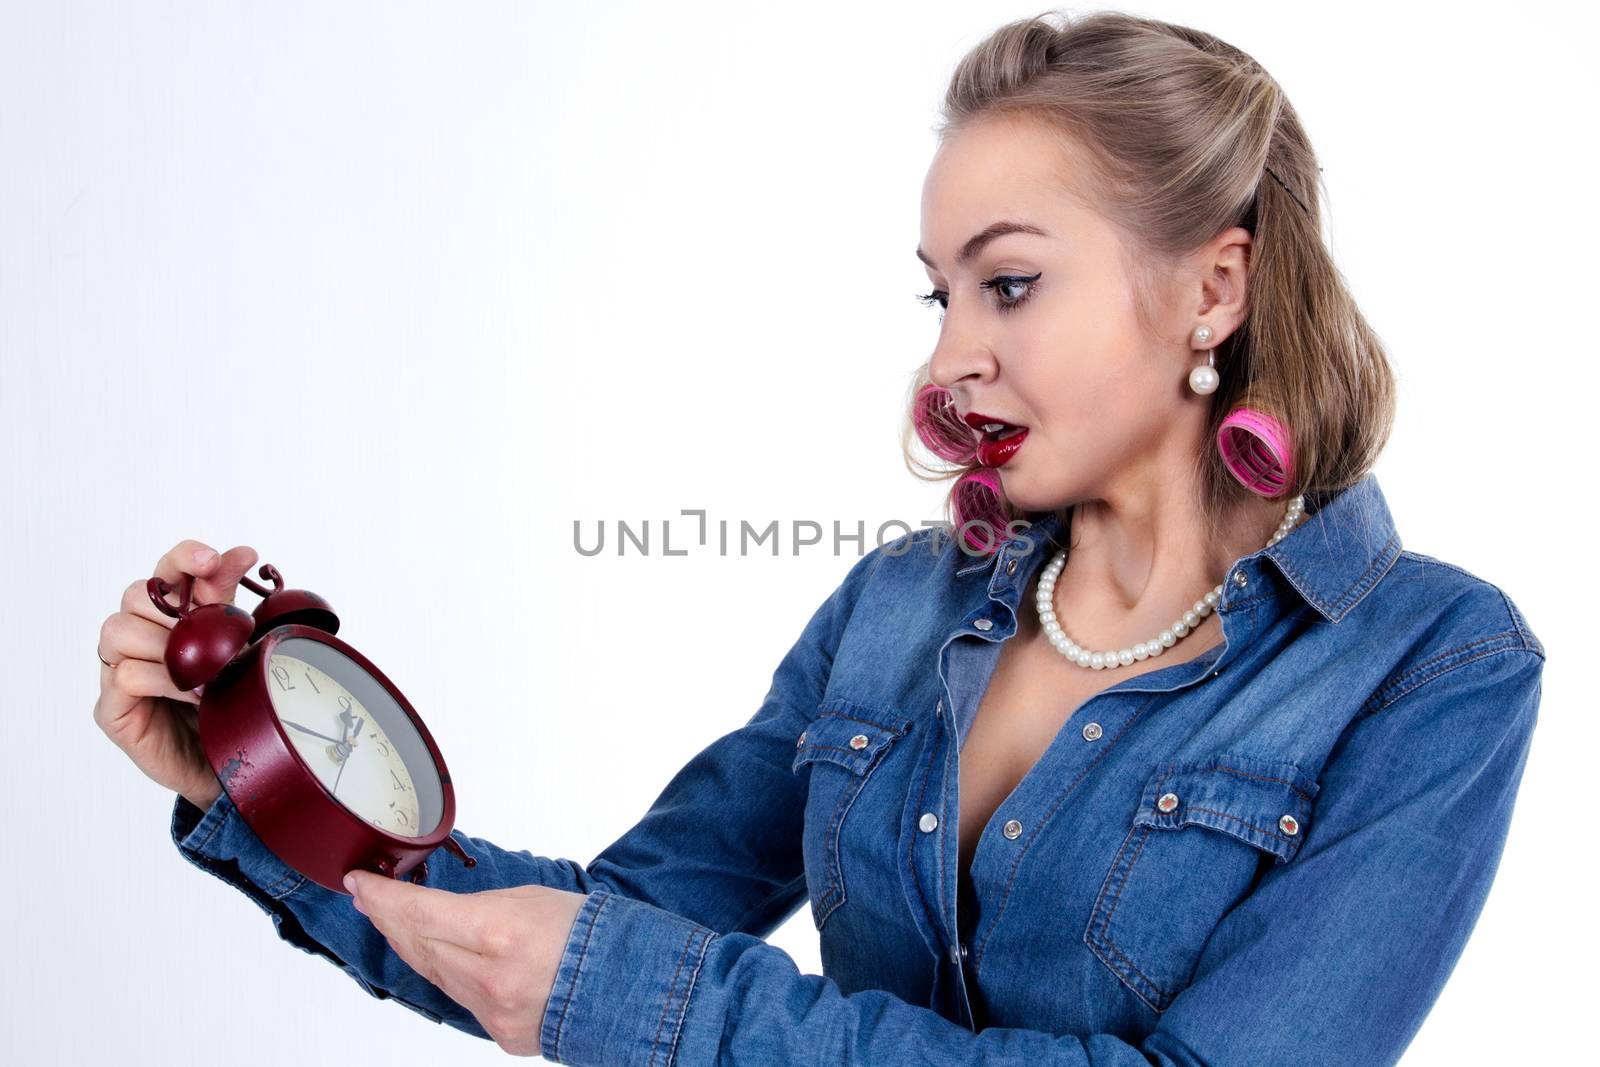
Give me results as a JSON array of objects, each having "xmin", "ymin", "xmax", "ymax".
[
  {"xmin": 441, "ymin": 837, "xmax": 478, "ymax": 869},
  {"xmin": 407, "ymin": 861, "xmax": 429, "ymax": 884}
]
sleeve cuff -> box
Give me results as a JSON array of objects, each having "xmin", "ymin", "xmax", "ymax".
[
  {"xmin": 170, "ymin": 789, "xmax": 308, "ymax": 901},
  {"xmin": 169, "ymin": 790, "xmax": 480, "ymax": 1032},
  {"xmin": 540, "ymin": 888, "xmax": 717, "ymax": 1067}
]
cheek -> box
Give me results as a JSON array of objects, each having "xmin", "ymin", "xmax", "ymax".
[{"xmin": 1028, "ymin": 378, "xmax": 1161, "ymax": 468}]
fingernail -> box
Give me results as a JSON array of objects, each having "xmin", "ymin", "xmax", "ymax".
[
  {"xmin": 192, "ymin": 548, "xmax": 217, "ymax": 566},
  {"xmin": 344, "ymin": 873, "xmax": 358, "ymax": 895}
]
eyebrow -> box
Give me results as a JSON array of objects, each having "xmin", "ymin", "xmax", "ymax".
[{"xmin": 915, "ymin": 220, "xmax": 1051, "ymax": 271}]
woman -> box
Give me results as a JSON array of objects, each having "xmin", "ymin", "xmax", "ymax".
[{"xmin": 95, "ymin": 10, "xmax": 1544, "ymax": 1065}]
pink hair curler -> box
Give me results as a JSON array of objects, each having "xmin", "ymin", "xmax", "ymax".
[
  {"xmin": 1217, "ymin": 406, "xmax": 1296, "ymax": 497},
  {"xmin": 952, "ymin": 467, "xmax": 1007, "ymax": 555},
  {"xmin": 913, "ymin": 383, "xmax": 977, "ymax": 465}
]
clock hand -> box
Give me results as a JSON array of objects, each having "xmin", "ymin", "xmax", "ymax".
[
  {"xmin": 332, "ymin": 708, "xmax": 362, "ymax": 758},
  {"xmin": 283, "ymin": 719, "xmax": 344, "ymax": 745}
]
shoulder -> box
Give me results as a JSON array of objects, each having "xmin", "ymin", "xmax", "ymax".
[
  {"xmin": 839, "ymin": 525, "xmax": 978, "ymax": 591},
  {"xmin": 1358, "ymin": 548, "xmax": 1545, "ymax": 718},
  {"xmin": 823, "ymin": 525, "xmax": 989, "ymax": 638},
  {"xmin": 1384, "ymin": 549, "xmax": 1544, "ymax": 659}
]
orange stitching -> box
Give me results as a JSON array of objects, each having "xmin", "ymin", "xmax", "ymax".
[
  {"xmin": 1204, "ymin": 762, "xmax": 1314, "ymax": 803},
  {"xmin": 1099, "ymin": 928, "xmax": 1172, "ymax": 1012},
  {"xmin": 1185, "ymin": 804, "xmax": 1294, "ymax": 850},
  {"xmin": 815, "ymin": 709, "xmax": 909, "ymax": 733},
  {"xmin": 647, "ymin": 928, "xmax": 696, "ymax": 1067}
]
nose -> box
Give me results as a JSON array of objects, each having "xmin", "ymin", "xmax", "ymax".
[{"xmin": 927, "ymin": 317, "xmax": 999, "ymax": 391}]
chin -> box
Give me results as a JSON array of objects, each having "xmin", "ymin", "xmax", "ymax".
[
  {"xmin": 994, "ymin": 470, "xmax": 1048, "ymax": 514},
  {"xmin": 998, "ymin": 470, "xmax": 1078, "ymax": 517}
]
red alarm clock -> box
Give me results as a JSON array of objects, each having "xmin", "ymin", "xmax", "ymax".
[{"xmin": 150, "ymin": 563, "xmax": 475, "ymax": 894}]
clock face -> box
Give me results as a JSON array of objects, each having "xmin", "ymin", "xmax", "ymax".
[{"xmin": 264, "ymin": 636, "xmax": 444, "ymax": 838}]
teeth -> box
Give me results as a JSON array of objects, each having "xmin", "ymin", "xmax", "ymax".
[{"xmin": 980, "ymin": 422, "xmax": 1006, "ymax": 433}]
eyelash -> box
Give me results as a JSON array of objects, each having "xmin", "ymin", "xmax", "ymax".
[{"xmin": 915, "ymin": 272, "xmax": 1042, "ymax": 317}]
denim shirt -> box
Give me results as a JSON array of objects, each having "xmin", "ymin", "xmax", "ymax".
[{"xmin": 170, "ymin": 472, "xmax": 1545, "ymax": 1065}]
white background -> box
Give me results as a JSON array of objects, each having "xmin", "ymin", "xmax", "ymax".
[{"xmin": 2, "ymin": 1, "xmax": 1590, "ymax": 1063}]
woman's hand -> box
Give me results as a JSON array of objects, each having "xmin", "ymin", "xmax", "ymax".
[
  {"xmin": 343, "ymin": 870, "xmax": 589, "ymax": 1057},
  {"xmin": 95, "ymin": 539, "xmax": 260, "ymax": 810}
]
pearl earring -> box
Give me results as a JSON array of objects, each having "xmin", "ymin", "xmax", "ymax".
[{"xmin": 1188, "ymin": 324, "xmax": 1219, "ymax": 395}]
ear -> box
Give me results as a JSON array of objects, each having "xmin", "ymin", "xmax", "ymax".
[{"xmin": 1194, "ymin": 225, "xmax": 1252, "ymax": 341}]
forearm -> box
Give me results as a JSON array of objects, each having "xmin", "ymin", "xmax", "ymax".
[{"xmin": 172, "ymin": 789, "xmax": 609, "ymax": 1037}]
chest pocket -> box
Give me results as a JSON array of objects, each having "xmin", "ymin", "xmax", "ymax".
[
  {"xmin": 1084, "ymin": 753, "xmax": 1319, "ymax": 1014},
  {"xmin": 790, "ymin": 698, "xmax": 912, "ymax": 931}
]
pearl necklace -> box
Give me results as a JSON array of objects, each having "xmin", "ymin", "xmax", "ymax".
[{"xmin": 1035, "ymin": 494, "xmax": 1306, "ymax": 670}]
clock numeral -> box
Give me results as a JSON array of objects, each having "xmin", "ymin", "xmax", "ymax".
[
  {"xmin": 337, "ymin": 695, "xmax": 354, "ymax": 715},
  {"xmin": 370, "ymin": 734, "xmax": 391, "ymax": 758},
  {"xmin": 390, "ymin": 768, "xmax": 409, "ymax": 791},
  {"xmin": 270, "ymin": 664, "xmax": 296, "ymax": 692},
  {"xmin": 389, "ymin": 801, "xmax": 412, "ymax": 828},
  {"xmin": 304, "ymin": 670, "xmax": 322, "ymax": 694}
]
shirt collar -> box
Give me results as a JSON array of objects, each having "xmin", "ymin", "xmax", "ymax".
[{"xmin": 958, "ymin": 471, "xmax": 1402, "ymax": 625}]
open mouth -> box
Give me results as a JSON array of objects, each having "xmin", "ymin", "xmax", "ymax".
[
  {"xmin": 961, "ymin": 410, "xmax": 1030, "ymax": 468},
  {"xmin": 961, "ymin": 410, "xmax": 1028, "ymax": 437},
  {"xmin": 977, "ymin": 421, "xmax": 1028, "ymax": 442}
]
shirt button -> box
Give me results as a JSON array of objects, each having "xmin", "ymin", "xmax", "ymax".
[
  {"xmin": 1081, "ymin": 721, "xmax": 1103, "ymax": 742},
  {"xmin": 919, "ymin": 812, "xmax": 939, "ymax": 832},
  {"xmin": 1232, "ymin": 570, "xmax": 1248, "ymax": 587},
  {"xmin": 1278, "ymin": 813, "xmax": 1300, "ymax": 836},
  {"xmin": 796, "ymin": 730, "xmax": 806, "ymax": 748},
  {"xmin": 849, "ymin": 734, "xmax": 869, "ymax": 750},
  {"xmin": 949, "ymin": 943, "xmax": 969, "ymax": 963},
  {"xmin": 1005, "ymin": 558, "xmax": 1018, "ymax": 575},
  {"xmin": 973, "ymin": 618, "xmax": 994, "ymax": 631},
  {"xmin": 1002, "ymin": 819, "xmax": 1023, "ymax": 839},
  {"xmin": 1157, "ymin": 792, "xmax": 1180, "ymax": 813}
]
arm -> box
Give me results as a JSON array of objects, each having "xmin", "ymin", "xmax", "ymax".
[
  {"xmin": 171, "ymin": 542, "xmax": 892, "ymax": 1038},
  {"xmin": 537, "ymin": 645, "xmax": 1545, "ymax": 1066}
]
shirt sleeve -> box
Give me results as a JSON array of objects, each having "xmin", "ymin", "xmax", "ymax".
[
  {"xmin": 171, "ymin": 787, "xmax": 589, "ymax": 1038},
  {"xmin": 171, "ymin": 541, "xmax": 893, "ymax": 1041},
  {"xmin": 537, "ymin": 643, "xmax": 1544, "ymax": 1067}
]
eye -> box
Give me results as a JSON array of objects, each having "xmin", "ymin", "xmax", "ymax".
[
  {"xmin": 914, "ymin": 272, "xmax": 1042, "ymax": 317},
  {"xmin": 979, "ymin": 272, "xmax": 1042, "ymax": 314}
]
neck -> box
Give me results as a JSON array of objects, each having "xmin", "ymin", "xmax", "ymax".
[{"xmin": 1020, "ymin": 480, "xmax": 1287, "ymax": 653}]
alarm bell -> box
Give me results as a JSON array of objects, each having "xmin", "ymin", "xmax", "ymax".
[{"xmin": 149, "ymin": 563, "xmax": 340, "ymax": 691}]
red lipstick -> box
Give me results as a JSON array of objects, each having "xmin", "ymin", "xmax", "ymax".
[{"xmin": 961, "ymin": 410, "xmax": 1030, "ymax": 468}]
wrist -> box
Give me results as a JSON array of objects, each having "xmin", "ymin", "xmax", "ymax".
[{"xmin": 182, "ymin": 784, "xmax": 222, "ymax": 811}]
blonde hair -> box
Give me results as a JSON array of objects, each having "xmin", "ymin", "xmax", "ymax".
[{"xmin": 901, "ymin": 8, "xmax": 1397, "ymax": 550}]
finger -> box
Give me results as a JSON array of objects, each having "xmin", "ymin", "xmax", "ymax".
[
  {"xmin": 146, "ymin": 542, "xmax": 259, "ymax": 617},
  {"xmin": 93, "ymin": 658, "xmax": 201, "ymax": 748},
  {"xmin": 190, "ymin": 544, "xmax": 259, "ymax": 608},
  {"xmin": 97, "ymin": 613, "xmax": 204, "ymax": 713},
  {"xmin": 103, "ymin": 658, "xmax": 203, "ymax": 706},
  {"xmin": 99, "ymin": 612, "xmax": 194, "ymax": 677},
  {"xmin": 347, "ymin": 871, "xmax": 490, "ymax": 952},
  {"xmin": 150, "ymin": 539, "xmax": 224, "ymax": 591}
]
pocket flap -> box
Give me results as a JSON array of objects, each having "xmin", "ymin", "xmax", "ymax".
[
  {"xmin": 791, "ymin": 699, "xmax": 912, "ymax": 776},
  {"xmin": 1131, "ymin": 754, "xmax": 1319, "ymax": 864}
]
